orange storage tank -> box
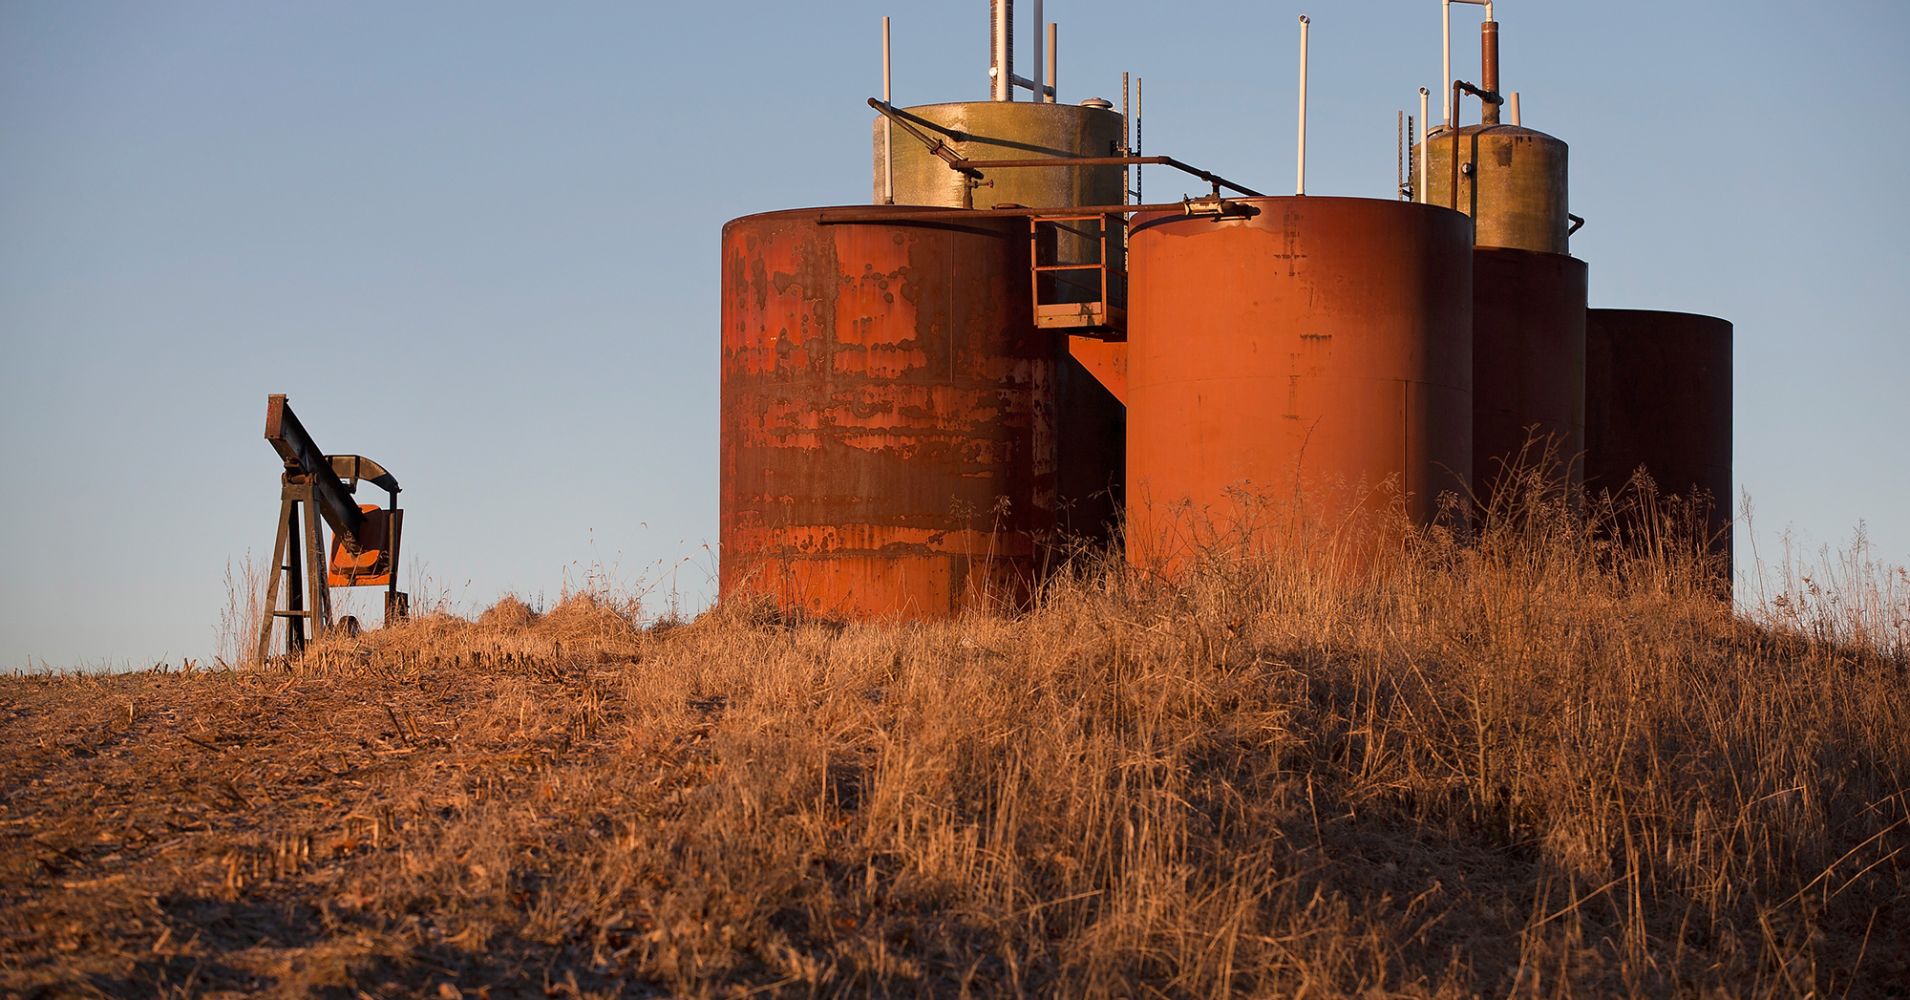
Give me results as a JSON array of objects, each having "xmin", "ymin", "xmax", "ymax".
[
  {"xmin": 720, "ymin": 207, "xmax": 1055, "ymax": 619},
  {"xmin": 1584, "ymin": 308, "xmax": 1733, "ymax": 555},
  {"xmin": 1472, "ymin": 247, "xmax": 1588, "ymax": 506},
  {"xmin": 1125, "ymin": 197, "xmax": 1474, "ymax": 571}
]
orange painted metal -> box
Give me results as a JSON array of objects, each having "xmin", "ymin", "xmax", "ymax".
[
  {"xmin": 1585, "ymin": 309, "xmax": 1733, "ymax": 553},
  {"xmin": 720, "ymin": 207, "xmax": 1055, "ymax": 619},
  {"xmin": 326, "ymin": 503, "xmax": 401, "ymax": 587},
  {"xmin": 1125, "ymin": 197, "xmax": 1474, "ymax": 571},
  {"xmin": 1067, "ymin": 337, "xmax": 1127, "ymax": 405},
  {"xmin": 1471, "ymin": 248, "xmax": 1587, "ymax": 504}
]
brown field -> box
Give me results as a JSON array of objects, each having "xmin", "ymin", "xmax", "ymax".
[{"xmin": 3, "ymin": 495, "xmax": 1908, "ymax": 998}]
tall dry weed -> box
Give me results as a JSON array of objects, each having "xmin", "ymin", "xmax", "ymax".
[{"xmin": 15, "ymin": 478, "xmax": 1905, "ymax": 997}]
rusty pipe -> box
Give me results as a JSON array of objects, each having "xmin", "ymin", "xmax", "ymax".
[
  {"xmin": 951, "ymin": 154, "xmax": 1265, "ymax": 198},
  {"xmin": 1481, "ymin": 19, "xmax": 1500, "ymax": 124},
  {"xmin": 1448, "ymin": 78, "xmax": 1503, "ymax": 232},
  {"xmin": 868, "ymin": 99, "xmax": 980, "ymax": 174},
  {"xmin": 867, "ymin": 97, "xmax": 1264, "ymax": 198},
  {"xmin": 816, "ymin": 198, "xmax": 1257, "ymax": 225}
]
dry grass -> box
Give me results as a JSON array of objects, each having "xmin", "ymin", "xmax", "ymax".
[{"xmin": 2, "ymin": 490, "xmax": 1907, "ymax": 998}]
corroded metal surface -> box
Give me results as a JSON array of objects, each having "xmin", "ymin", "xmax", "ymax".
[
  {"xmin": 1419, "ymin": 124, "xmax": 1570, "ymax": 253},
  {"xmin": 1585, "ymin": 309, "xmax": 1734, "ymax": 553},
  {"xmin": 1472, "ymin": 247, "xmax": 1587, "ymax": 504},
  {"xmin": 328, "ymin": 504, "xmax": 401, "ymax": 587},
  {"xmin": 720, "ymin": 207, "xmax": 1055, "ymax": 618},
  {"xmin": 1125, "ymin": 197, "xmax": 1474, "ymax": 571},
  {"xmin": 873, "ymin": 99, "xmax": 1129, "ymax": 543}
]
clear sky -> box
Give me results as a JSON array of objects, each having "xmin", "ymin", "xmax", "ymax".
[{"xmin": 3, "ymin": 1, "xmax": 1906, "ymax": 669}]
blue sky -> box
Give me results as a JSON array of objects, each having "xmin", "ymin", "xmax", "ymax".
[{"xmin": 3, "ymin": 1, "xmax": 1905, "ymax": 668}]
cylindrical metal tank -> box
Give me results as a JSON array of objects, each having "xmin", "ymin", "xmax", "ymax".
[
  {"xmin": 875, "ymin": 100, "xmax": 1124, "ymax": 209},
  {"xmin": 1584, "ymin": 309, "xmax": 1734, "ymax": 554},
  {"xmin": 720, "ymin": 207, "xmax": 1054, "ymax": 619},
  {"xmin": 1472, "ymin": 247, "xmax": 1587, "ymax": 506},
  {"xmin": 1125, "ymin": 197, "xmax": 1475, "ymax": 570},
  {"xmin": 874, "ymin": 99, "xmax": 1128, "ymax": 542},
  {"xmin": 1418, "ymin": 124, "xmax": 1570, "ymax": 253}
]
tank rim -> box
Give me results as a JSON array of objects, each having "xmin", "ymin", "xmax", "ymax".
[
  {"xmin": 1587, "ymin": 307, "xmax": 1732, "ymax": 329},
  {"xmin": 721, "ymin": 204, "xmax": 1028, "ymax": 235},
  {"xmin": 1129, "ymin": 195, "xmax": 1474, "ymax": 234},
  {"xmin": 1474, "ymin": 244, "xmax": 1588, "ymax": 266},
  {"xmin": 892, "ymin": 99, "xmax": 1120, "ymax": 117},
  {"xmin": 1421, "ymin": 122, "xmax": 1566, "ymax": 142}
]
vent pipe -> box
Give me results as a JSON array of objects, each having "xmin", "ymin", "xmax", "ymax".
[
  {"xmin": 991, "ymin": 0, "xmax": 1014, "ymax": 101},
  {"xmin": 1481, "ymin": 17, "xmax": 1501, "ymax": 124},
  {"xmin": 1509, "ymin": 91, "xmax": 1521, "ymax": 125},
  {"xmin": 1418, "ymin": 87, "xmax": 1430, "ymax": 199},
  {"xmin": 1045, "ymin": 21, "xmax": 1057, "ymax": 102},
  {"xmin": 882, "ymin": 16, "xmax": 894, "ymax": 203},
  {"xmin": 1296, "ymin": 15, "xmax": 1310, "ymax": 195},
  {"xmin": 1442, "ymin": 0, "xmax": 1491, "ymax": 124},
  {"xmin": 1031, "ymin": 0, "xmax": 1043, "ymax": 102}
]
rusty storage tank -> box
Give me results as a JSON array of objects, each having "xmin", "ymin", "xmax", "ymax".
[
  {"xmin": 875, "ymin": 98, "xmax": 1129, "ymax": 541},
  {"xmin": 720, "ymin": 207, "xmax": 1054, "ymax": 619},
  {"xmin": 1419, "ymin": 124, "xmax": 1570, "ymax": 253},
  {"xmin": 1472, "ymin": 248, "xmax": 1587, "ymax": 504},
  {"xmin": 1125, "ymin": 197, "xmax": 1474, "ymax": 571},
  {"xmin": 1584, "ymin": 309, "xmax": 1734, "ymax": 554}
]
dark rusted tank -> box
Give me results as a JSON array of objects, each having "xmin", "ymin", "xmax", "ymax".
[
  {"xmin": 720, "ymin": 207, "xmax": 1054, "ymax": 618},
  {"xmin": 1472, "ymin": 247, "xmax": 1587, "ymax": 506},
  {"xmin": 1585, "ymin": 309, "xmax": 1734, "ymax": 553},
  {"xmin": 1125, "ymin": 197, "xmax": 1474, "ymax": 570}
]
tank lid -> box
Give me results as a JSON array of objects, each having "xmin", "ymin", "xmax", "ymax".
[{"xmin": 1079, "ymin": 97, "xmax": 1113, "ymax": 109}]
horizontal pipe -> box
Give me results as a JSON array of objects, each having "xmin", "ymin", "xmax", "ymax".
[
  {"xmin": 816, "ymin": 198, "xmax": 1257, "ymax": 224},
  {"xmin": 868, "ymin": 98, "xmax": 1264, "ymax": 197},
  {"xmin": 955, "ymin": 154, "xmax": 1265, "ymax": 197},
  {"xmin": 868, "ymin": 98, "xmax": 981, "ymax": 174},
  {"xmin": 1010, "ymin": 73, "xmax": 1055, "ymax": 99}
]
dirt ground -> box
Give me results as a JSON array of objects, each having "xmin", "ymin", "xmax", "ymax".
[{"xmin": 3, "ymin": 553, "xmax": 1906, "ymax": 998}]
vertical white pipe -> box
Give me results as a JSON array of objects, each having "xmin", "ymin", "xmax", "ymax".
[
  {"xmin": 1296, "ymin": 15, "xmax": 1309, "ymax": 196},
  {"xmin": 882, "ymin": 16, "xmax": 894, "ymax": 204},
  {"xmin": 1442, "ymin": 0, "xmax": 1452, "ymax": 125},
  {"xmin": 1509, "ymin": 91, "xmax": 1521, "ymax": 125},
  {"xmin": 1418, "ymin": 87, "xmax": 1430, "ymax": 200},
  {"xmin": 1031, "ymin": 0, "xmax": 1043, "ymax": 100},
  {"xmin": 1044, "ymin": 22, "xmax": 1056, "ymax": 102}
]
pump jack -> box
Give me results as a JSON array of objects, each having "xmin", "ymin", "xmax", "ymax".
[{"xmin": 256, "ymin": 394, "xmax": 407, "ymax": 661}]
